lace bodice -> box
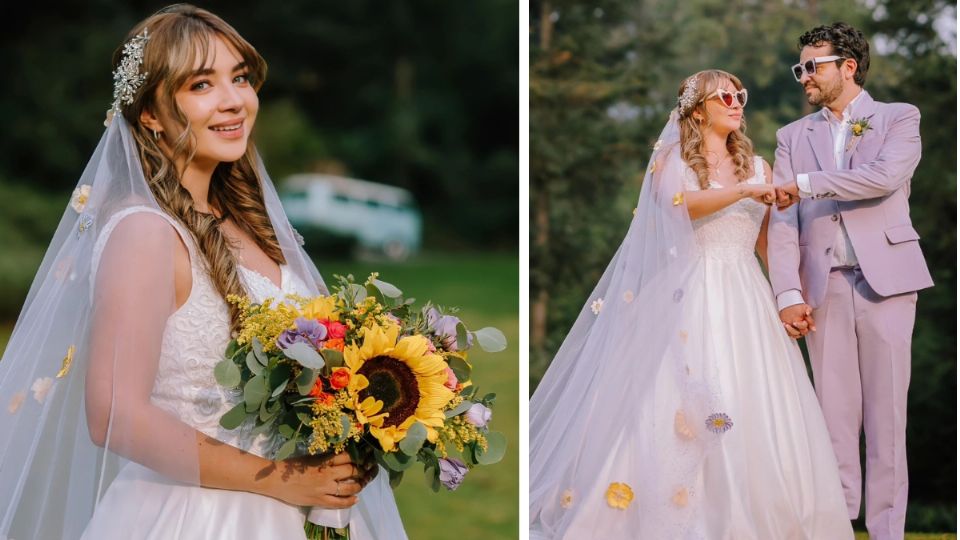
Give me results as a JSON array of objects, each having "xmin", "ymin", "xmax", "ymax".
[
  {"xmin": 684, "ymin": 156, "xmax": 767, "ymax": 261},
  {"xmin": 93, "ymin": 207, "xmax": 312, "ymax": 458}
]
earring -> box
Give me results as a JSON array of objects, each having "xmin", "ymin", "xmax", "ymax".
[{"xmin": 152, "ymin": 129, "xmax": 159, "ymax": 141}]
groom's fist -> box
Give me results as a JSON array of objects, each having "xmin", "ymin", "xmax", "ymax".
[
  {"xmin": 775, "ymin": 183, "xmax": 799, "ymax": 210},
  {"xmin": 779, "ymin": 303, "xmax": 816, "ymax": 339}
]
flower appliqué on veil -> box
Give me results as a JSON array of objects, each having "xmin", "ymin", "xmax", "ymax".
[
  {"xmin": 560, "ymin": 488, "xmax": 574, "ymax": 509},
  {"xmin": 622, "ymin": 290, "xmax": 634, "ymax": 303},
  {"xmin": 31, "ymin": 377, "xmax": 54, "ymax": 404},
  {"xmin": 674, "ymin": 410, "xmax": 695, "ymax": 440},
  {"xmin": 57, "ymin": 345, "xmax": 75, "ymax": 379},
  {"xmin": 605, "ymin": 482, "xmax": 634, "ymax": 510},
  {"xmin": 672, "ymin": 288, "xmax": 684, "ymax": 303},
  {"xmin": 590, "ymin": 298, "xmax": 604, "ymax": 315},
  {"xmin": 78, "ymin": 214, "xmax": 94, "ymax": 236},
  {"xmin": 69, "ymin": 185, "xmax": 91, "ymax": 213},
  {"xmin": 672, "ymin": 192, "xmax": 684, "ymax": 206},
  {"xmin": 7, "ymin": 391, "xmax": 26, "ymax": 414},
  {"xmin": 705, "ymin": 412, "xmax": 733, "ymax": 434},
  {"xmin": 671, "ymin": 487, "xmax": 689, "ymax": 508}
]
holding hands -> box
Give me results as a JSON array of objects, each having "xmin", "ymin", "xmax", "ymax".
[
  {"xmin": 738, "ymin": 182, "xmax": 799, "ymax": 209},
  {"xmin": 779, "ymin": 303, "xmax": 816, "ymax": 339}
]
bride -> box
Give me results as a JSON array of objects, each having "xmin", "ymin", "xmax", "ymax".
[
  {"xmin": 0, "ymin": 5, "xmax": 405, "ymax": 539},
  {"xmin": 529, "ymin": 70, "xmax": 854, "ymax": 539}
]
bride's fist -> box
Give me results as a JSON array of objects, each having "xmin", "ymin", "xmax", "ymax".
[
  {"xmin": 267, "ymin": 451, "xmax": 364, "ymax": 508},
  {"xmin": 738, "ymin": 183, "xmax": 776, "ymax": 205}
]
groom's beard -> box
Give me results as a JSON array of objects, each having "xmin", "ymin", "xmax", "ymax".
[{"xmin": 805, "ymin": 75, "xmax": 843, "ymax": 107}]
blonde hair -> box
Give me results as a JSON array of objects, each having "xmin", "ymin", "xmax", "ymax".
[
  {"xmin": 115, "ymin": 4, "xmax": 284, "ymax": 331},
  {"xmin": 676, "ymin": 70, "xmax": 754, "ymax": 190}
]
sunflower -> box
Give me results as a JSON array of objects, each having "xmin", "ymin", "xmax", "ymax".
[
  {"xmin": 344, "ymin": 324, "xmax": 455, "ymax": 451},
  {"xmin": 301, "ymin": 295, "xmax": 340, "ymax": 322}
]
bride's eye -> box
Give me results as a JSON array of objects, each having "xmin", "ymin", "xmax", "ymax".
[
  {"xmin": 190, "ymin": 80, "xmax": 211, "ymax": 91},
  {"xmin": 234, "ymin": 73, "xmax": 250, "ymax": 85}
]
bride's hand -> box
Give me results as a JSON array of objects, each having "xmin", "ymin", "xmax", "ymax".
[
  {"xmin": 738, "ymin": 183, "xmax": 776, "ymax": 205},
  {"xmin": 266, "ymin": 452, "xmax": 364, "ymax": 508}
]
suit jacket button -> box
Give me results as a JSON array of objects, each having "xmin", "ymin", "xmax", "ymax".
[
  {"xmin": 831, "ymin": 214, "xmax": 839, "ymax": 221},
  {"xmin": 825, "ymin": 247, "xmax": 832, "ymax": 254}
]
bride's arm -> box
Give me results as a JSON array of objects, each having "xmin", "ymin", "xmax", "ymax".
[
  {"xmin": 85, "ymin": 212, "xmax": 361, "ymax": 509},
  {"xmin": 756, "ymin": 159, "xmax": 774, "ymax": 271},
  {"xmin": 684, "ymin": 182, "xmax": 774, "ymax": 220}
]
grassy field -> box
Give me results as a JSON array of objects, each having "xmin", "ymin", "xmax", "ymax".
[{"xmin": 0, "ymin": 251, "xmax": 520, "ymax": 539}]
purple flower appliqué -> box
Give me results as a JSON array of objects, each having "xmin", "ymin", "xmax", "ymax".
[
  {"xmin": 277, "ymin": 317, "xmax": 327, "ymax": 350},
  {"xmin": 438, "ymin": 457, "xmax": 469, "ymax": 491}
]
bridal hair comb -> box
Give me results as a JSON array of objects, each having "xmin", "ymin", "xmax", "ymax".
[
  {"xmin": 676, "ymin": 74, "xmax": 699, "ymax": 116},
  {"xmin": 104, "ymin": 29, "xmax": 150, "ymax": 126}
]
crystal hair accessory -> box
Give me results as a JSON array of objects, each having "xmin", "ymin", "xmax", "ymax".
[
  {"xmin": 104, "ymin": 29, "xmax": 150, "ymax": 127},
  {"xmin": 676, "ymin": 74, "xmax": 699, "ymax": 115}
]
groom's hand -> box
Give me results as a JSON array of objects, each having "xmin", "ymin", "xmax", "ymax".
[
  {"xmin": 775, "ymin": 182, "xmax": 800, "ymax": 210},
  {"xmin": 779, "ymin": 303, "xmax": 816, "ymax": 339}
]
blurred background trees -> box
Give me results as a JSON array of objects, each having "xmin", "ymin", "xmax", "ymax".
[{"xmin": 530, "ymin": 0, "xmax": 956, "ymax": 532}]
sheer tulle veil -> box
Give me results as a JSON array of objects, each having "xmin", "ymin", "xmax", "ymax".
[
  {"xmin": 529, "ymin": 110, "xmax": 727, "ymax": 538},
  {"xmin": 0, "ymin": 113, "xmax": 400, "ymax": 538}
]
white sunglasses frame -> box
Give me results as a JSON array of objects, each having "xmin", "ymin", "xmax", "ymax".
[
  {"xmin": 701, "ymin": 88, "xmax": 748, "ymax": 109},
  {"xmin": 791, "ymin": 55, "xmax": 848, "ymax": 81}
]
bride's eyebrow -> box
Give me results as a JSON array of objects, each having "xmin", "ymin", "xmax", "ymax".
[{"xmin": 188, "ymin": 61, "xmax": 248, "ymax": 77}]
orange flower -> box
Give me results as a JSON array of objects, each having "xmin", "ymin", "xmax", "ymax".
[
  {"xmin": 329, "ymin": 367, "xmax": 351, "ymax": 390},
  {"xmin": 325, "ymin": 338, "xmax": 345, "ymax": 352}
]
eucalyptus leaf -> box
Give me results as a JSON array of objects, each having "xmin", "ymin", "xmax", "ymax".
[
  {"xmin": 275, "ymin": 437, "xmax": 298, "ymax": 461},
  {"xmin": 381, "ymin": 451, "xmax": 416, "ymax": 471},
  {"xmin": 252, "ymin": 337, "xmax": 268, "ymax": 365},
  {"xmin": 245, "ymin": 351, "xmax": 264, "ymax": 376},
  {"xmin": 225, "ymin": 339, "xmax": 239, "ymax": 360},
  {"xmin": 423, "ymin": 464, "xmax": 438, "ymax": 491},
  {"xmin": 219, "ymin": 402, "xmax": 247, "ymax": 430},
  {"xmin": 372, "ymin": 279, "xmax": 402, "ymax": 298},
  {"xmin": 346, "ymin": 283, "xmax": 366, "ymax": 304},
  {"xmin": 278, "ymin": 424, "xmax": 295, "ymax": 439},
  {"xmin": 447, "ymin": 356, "xmax": 471, "ymax": 382},
  {"xmin": 455, "ymin": 321, "xmax": 469, "ymax": 350},
  {"xmin": 475, "ymin": 431, "xmax": 507, "ymax": 465},
  {"xmin": 320, "ymin": 348, "xmax": 344, "ymax": 369},
  {"xmin": 333, "ymin": 414, "xmax": 352, "ymax": 443},
  {"xmin": 295, "ymin": 368, "xmax": 317, "ymax": 395},
  {"xmin": 243, "ymin": 376, "xmax": 269, "ymax": 411},
  {"xmin": 214, "ymin": 358, "xmax": 241, "ymax": 388},
  {"xmin": 281, "ymin": 342, "xmax": 325, "ymax": 369},
  {"xmin": 389, "ymin": 468, "xmax": 405, "ymax": 489},
  {"xmin": 445, "ymin": 400, "xmax": 474, "ymax": 418},
  {"xmin": 269, "ymin": 364, "xmax": 292, "ymax": 397},
  {"xmin": 473, "ymin": 327, "xmax": 507, "ymax": 352},
  {"xmin": 398, "ymin": 422, "xmax": 428, "ymax": 456}
]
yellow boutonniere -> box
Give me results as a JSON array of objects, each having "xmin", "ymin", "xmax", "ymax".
[{"xmin": 846, "ymin": 117, "xmax": 872, "ymax": 150}]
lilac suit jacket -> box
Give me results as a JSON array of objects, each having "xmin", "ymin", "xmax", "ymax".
[{"xmin": 768, "ymin": 91, "xmax": 933, "ymax": 308}]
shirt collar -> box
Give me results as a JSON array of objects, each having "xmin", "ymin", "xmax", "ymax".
[{"xmin": 821, "ymin": 88, "xmax": 865, "ymax": 124}]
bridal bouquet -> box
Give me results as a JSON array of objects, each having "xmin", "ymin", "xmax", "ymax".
[{"xmin": 214, "ymin": 273, "xmax": 508, "ymax": 540}]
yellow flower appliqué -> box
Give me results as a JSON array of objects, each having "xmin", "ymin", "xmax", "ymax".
[
  {"xmin": 57, "ymin": 345, "xmax": 75, "ymax": 379},
  {"xmin": 672, "ymin": 192, "xmax": 684, "ymax": 206},
  {"xmin": 70, "ymin": 185, "xmax": 91, "ymax": 213},
  {"xmin": 605, "ymin": 482, "xmax": 634, "ymax": 510},
  {"xmin": 7, "ymin": 392, "xmax": 26, "ymax": 414},
  {"xmin": 674, "ymin": 410, "xmax": 695, "ymax": 440},
  {"xmin": 671, "ymin": 487, "xmax": 689, "ymax": 508},
  {"xmin": 560, "ymin": 488, "xmax": 574, "ymax": 509}
]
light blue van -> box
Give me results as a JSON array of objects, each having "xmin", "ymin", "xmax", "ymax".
[{"xmin": 280, "ymin": 174, "xmax": 422, "ymax": 260}]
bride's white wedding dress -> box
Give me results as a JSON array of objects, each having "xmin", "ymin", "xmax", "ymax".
[
  {"xmin": 81, "ymin": 207, "xmax": 405, "ymax": 539},
  {"xmin": 531, "ymin": 157, "xmax": 853, "ymax": 539}
]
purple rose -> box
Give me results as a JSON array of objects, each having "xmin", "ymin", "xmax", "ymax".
[
  {"xmin": 426, "ymin": 307, "xmax": 472, "ymax": 352},
  {"xmin": 438, "ymin": 457, "xmax": 468, "ymax": 491},
  {"xmin": 464, "ymin": 403, "xmax": 492, "ymax": 428},
  {"xmin": 277, "ymin": 317, "xmax": 327, "ymax": 350}
]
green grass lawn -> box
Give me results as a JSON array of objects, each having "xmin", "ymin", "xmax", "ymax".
[{"xmin": 321, "ymin": 252, "xmax": 519, "ymax": 540}]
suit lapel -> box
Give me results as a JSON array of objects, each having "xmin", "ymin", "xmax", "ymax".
[
  {"xmin": 844, "ymin": 91, "xmax": 878, "ymax": 167},
  {"xmin": 807, "ymin": 115, "xmax": 836, "ymax": 172}
]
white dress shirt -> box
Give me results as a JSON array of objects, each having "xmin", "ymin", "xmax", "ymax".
[{"xmin": 776, "ymin": 90, "xmax": 864, "ymax": 311}]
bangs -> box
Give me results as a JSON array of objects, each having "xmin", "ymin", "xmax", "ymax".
[{"xmin": 165, "ymin": 22, "xmax": 267, "ymax": 91}]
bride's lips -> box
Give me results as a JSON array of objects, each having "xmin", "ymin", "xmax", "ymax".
[{"xmin": 208, "ymin": 118, "xmax": 245, "ymax": 140}]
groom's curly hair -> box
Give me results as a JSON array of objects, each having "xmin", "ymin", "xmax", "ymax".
[{"xmin": 798, "ymin": 22, "xmax": 871, "ymax": 86}]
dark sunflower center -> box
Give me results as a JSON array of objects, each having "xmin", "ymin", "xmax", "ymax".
[{"xmin": 357, "ymin": 355, "xmax": 420, "ymax": 428}]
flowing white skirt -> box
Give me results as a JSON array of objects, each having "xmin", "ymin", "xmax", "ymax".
[
  {"xmin": 532, "ymin": 254, "xmax": 854, "ymax": 539},
  {"xmin": 82, "ymin": 461, "xmax": 407, "ymax": 539}
]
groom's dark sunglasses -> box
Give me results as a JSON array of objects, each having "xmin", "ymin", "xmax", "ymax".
[{"xmin": 791, "ymin": 56, "xmax": 847, "ymax": 81}]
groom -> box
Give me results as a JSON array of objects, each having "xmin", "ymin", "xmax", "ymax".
[{"xmin": 768, "ymin": 22, "xmax": 933, "ymax": 540}]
